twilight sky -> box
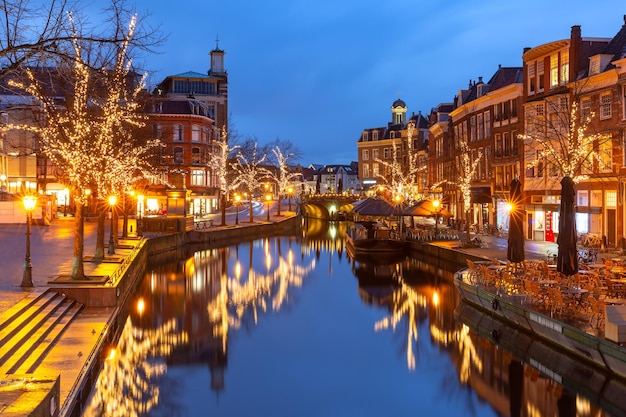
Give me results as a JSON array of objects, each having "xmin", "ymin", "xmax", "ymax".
[{"xmin": 131, "ymin": 0, "xmax": 625, "ymax": 165}]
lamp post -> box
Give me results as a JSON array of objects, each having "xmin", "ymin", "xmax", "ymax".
[
  {"xmin": 433, "ymin": 199, "xmax": 441, "ymax": 239},
  {"xmin": 21, "ymin": 195, "xmax": 37, "ymax": 287},
  {"xmin": 137, "ymin": 194, "xmax": 144, "ymax": 236},
  {"xmin": 108, "ymin": 195, "xmax": 117, "ymax": 255},
  {"xmin": 287, "ymin": 186, "xmax": 293, "ymax": 212},
  {"xmin": 234, "ymin": 193, "xmax": 241, "ymax": 225},
  {"xmin": 265, "ymin": 193, "xmax": 271, "ymax": 221},
  {"xmin": 84, "ymin": 188, "xmax": 91, "ymax": 217}
]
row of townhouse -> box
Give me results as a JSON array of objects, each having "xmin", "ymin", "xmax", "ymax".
[{"xmin": 358, "ymin": 16, "xmax": 626, "ymax": 246}]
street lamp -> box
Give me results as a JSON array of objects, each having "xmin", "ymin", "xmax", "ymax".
[
  {"xmin": 84, "ymin": 188, "xmax": 91, "ymax": 217},
  {"xmin": 287, "ymin": 186, "xmax": 294, "ymax": 212},
  {"xmin": 137, "ymin": 194, "xmax": 144, "ymax": 236},
  {"xmin": 433, "ymin": 199, "xmax": 441, "ymax": 239},
  {"xmin": 234, "ymin": 193, "xmax": 241, "ymax": 225},
  {"xmin": 265, "ymin": 193, "xmax": 271, "ymax": 221},
  {"xmin": 108, "ymin": 195, "xmax": 117, "ymax": 255},
  {"xmin": 21, "ymin": 195, "xmax": 37, "ymax": 287}
]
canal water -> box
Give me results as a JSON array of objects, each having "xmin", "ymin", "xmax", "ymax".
[{"xmin": 84, "ymin": 220, "xmax": 620, "ymax": 417}]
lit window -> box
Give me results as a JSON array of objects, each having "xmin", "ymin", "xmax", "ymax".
[
  {"xmin": 560, "ymin": 50, "xmax": 569, "ymax": 84},
  {"xmin": 580, "ymin": 98, "xmax": 591, "ymax": 121},
  {"xmin": 190, "ymin": 169, "xmax": 206, "ymax": 186},
  {"xmin": 550, "ymin": 54, "xmax": 558, "ymax": 88},
  {"xmin": 192, "ymin": 148, "xmax": 201, "ymax": 165},
  {"xmin": 173, "ymin": 147, "xmax": 183, "ymax": 164},
  {"xmin": 362, "ymin": 149, "xmax": 369, "ymax": 161}
]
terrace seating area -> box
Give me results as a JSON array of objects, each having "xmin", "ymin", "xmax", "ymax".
[{"xmin": 465, "ymin": 255, "xmax": 626, "ymax": 336}]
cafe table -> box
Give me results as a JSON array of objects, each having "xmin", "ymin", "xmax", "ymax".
[{"xmin": 562, "ymin": 288, "xmax": 589, "ymax": 307}]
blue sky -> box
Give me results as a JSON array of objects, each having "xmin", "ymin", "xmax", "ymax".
[{"xmin": 133, "ymin": 1, "xmax": 625, "ymax": 165}]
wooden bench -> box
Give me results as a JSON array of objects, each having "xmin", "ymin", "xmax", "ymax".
[{"xmin": 605, "ymin": 304, "xmax": 626, "ymax": 343}]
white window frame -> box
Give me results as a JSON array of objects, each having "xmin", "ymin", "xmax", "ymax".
[
  {"xmin": 190, "ymin": 169, "xmax": 206, "ymax": 186},
  {"xmin": 600, "ymin": 92, "xmax": 612, "ymax": 120},
  {"xmin": 173, "ymin": 124, "xmax": 184, "ymax": 142},
  {"xmin": 362, "ymin": 149, "xmax": 369, "ymax": 161},
  {"xmin": 191, "ymin": 125, "xmax": 200, "ymax": 142}
]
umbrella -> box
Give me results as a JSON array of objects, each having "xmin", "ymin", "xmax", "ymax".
[
  {"xmin": 403, "ymin": 199, "xmax": 452, "ymax": 218},
  {"xmin": 507, "ymin": 178, "xmax": 525, "ymax": 263},
  {"xmin": 557, "ymin": 176, "xmax": 578, "ymax": 276},
  {"xmin": 351, "ymin": 197, "xmax": 397, "ymax": 216}
]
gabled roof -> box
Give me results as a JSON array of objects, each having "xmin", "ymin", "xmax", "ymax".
[{"xmin": 487, "ymin": 66, "xmax": 523, "ymax": 91}]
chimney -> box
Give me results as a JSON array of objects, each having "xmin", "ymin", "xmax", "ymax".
[{"xmin": 570, "ymin": 25, "xmax": 583, "ymax": 80}]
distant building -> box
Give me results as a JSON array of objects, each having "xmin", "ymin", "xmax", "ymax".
[
  {"xmin": 144, "ymin": 41, "xmax": 229, "ymax": 217},
  {"xmin": 357, "ymin": 98, "xmax": 429, "ymax": 197}
]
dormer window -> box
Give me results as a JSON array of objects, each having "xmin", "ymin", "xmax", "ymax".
[
  {"xmin": 362, "ymin": 132, "xmax": 369, "ymax": 141},
  {"xmin": 590, "ymin": 56, "xmax": 601, "ymax": 75},
  {"xmin": 372, "ymin": 130, "xmax": 378, "ymax": 140}
]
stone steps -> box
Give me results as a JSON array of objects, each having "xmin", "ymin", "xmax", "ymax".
[{"xmin": 0, "ymin": 290, "xmax": 84, "ymax": 375}]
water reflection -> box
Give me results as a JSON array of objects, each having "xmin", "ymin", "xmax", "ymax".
[{"xmin": 84, "ymin": 220, "xmax": 622, "ymax": 416}]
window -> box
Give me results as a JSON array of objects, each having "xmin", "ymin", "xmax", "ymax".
[
  {"xmin": 504, "ymin": 132, "xmax": 511, "ymax": 156},
  {"xmin": 153, "ymin": 124, "xmax": 162, "ymax": 139},
  {"xmin": 591, "ymin": 190, "xmax": 602, "ymax": 206},
  {"xmin": 372, "ymin": 149, "xmax": 379, "ymax": 160},
  {"xmin": 192, "ymin": 148, "xmax": 201, "ymax": 165},
  {"xmin": 537, "ymin": 59, "xmax": 544, "ymax": 91},
  {"xmin": 362, "ymin": 132, "xmax": 369, "ymax": 141},
  {"xmin": 622, "ymin": 130, "xmax": 626, "ymax": 167},
  {"xmin": 495, "ymin": 134, "xmax": 502, "ymax": 157},
  {"xmin": 606, "ymin": 190, "xmax": 617, "ymax": 207},
  {"xmin": 581, "ymin": 98, "xmax": 591, "ymax": 121},
  {"xmin": 362, "ymin": 149, "xmax": 369, "ymax": 160},
  {"xmin": 372, "ymin": 163, "xmax": 379, "ymax": 177},
  {"xmin": 560, "ymin": 51, "xmax": 569, "ymax": 85},
  {"xmin": 599, "ymin": 138, "xmax": 612, "ymax": 173},
  {"xmin": 550, "ymin": 54, "xmax": 559, "ymax": 88},
  {"xmin": 577, "ymin": 190, "xmax": 589, "ymax": 206},
  {"xmin": 191, "ymin": 125, "xmax": 200, "ymax": 142},
  {"xmin": 477, "ymin": 113, "xmax": 484, "ymax": 140},
  {"xmin": 190, "ymin": 169, "xmax": 206, "ymax": 186},
  {"xmin": 528, "ymin": 62, "xmax": 536, "ymax": 95},
  {"xmin": 173, "ymin": 124, "xmax": 184, "ymax": 141},
  {"xmin": 484, "ymin": 111, "xmax": 491, "ymax": 138},
  {"xmin": 590, "ymin": 56, "xmax": 600, "ymax": 75},
  {"xmin": 362, "ymin": 164, "xmax": 370, "ymax": 178},
  {"xmin": 470, "ymin": 116, "xmax": 476, "ymax": 141},
  {"xmin": 173, "ymin": 147, "xmax": 183, "ymax": 164},
  {"xmin": 622, "ymin": 85, "xmax": 626, "ymax": 120},
  {"xmin": 383, "ymin": 148, "xmax": 390, "ymax": 159},
  {"xmin": 511, "ymin": 99, "xmax": 518, "ymax": 118},
  {"xmin": 600, "ymin": 93, "xmax": 612, "ymax": 120},
  {"xmin": 372, "ymin": 131, "xmax": 378, "ymax": 141},
  {"xmin": 390, "ymin": 131, "xmax": 396, "ymax": 139}
]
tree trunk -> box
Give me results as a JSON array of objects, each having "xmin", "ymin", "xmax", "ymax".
[
  {"xmin": 71, "ymin": 203, "xmax": 85, "ymax": 280},
  {"xmin": 277, "ymin": 195, "xmax": 282, "ymax": 216},
  {"xmin": 94, "ymin": 206, "xmax": 106, "ymax": 260},
  {"xmin": 249, "ymin": 199, "xmax": 254, "ymax": 223}
]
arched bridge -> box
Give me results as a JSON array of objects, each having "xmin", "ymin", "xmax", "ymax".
[{"xmin": 300, "ymin": 194, "xmax": 362, "ymax": 220}]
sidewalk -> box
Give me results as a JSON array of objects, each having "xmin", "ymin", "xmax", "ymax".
[{"xmin": 0, "ymin": 216, "xmax": 135, "ymax": 316}]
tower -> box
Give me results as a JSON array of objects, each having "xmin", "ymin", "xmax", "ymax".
[{"xmin": 391, "ymin": 98, "xmax": 407, "ymax": 125}]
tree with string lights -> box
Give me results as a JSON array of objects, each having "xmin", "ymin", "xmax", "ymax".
[
  {"xmin": 5, "ymin": 7, "xmax": 159, "ymax": 278},
  {"xmin": 232, "ymin": 141, "xmax": 270, "ymax": 223},
  {"xmin": 268, "ymin": 145, "xmax": 300, "ymax": 216},
  {"xmin": 208, "ymin": 126, "xmax": 239, "ymax": 226},
  {"xmin": 450, "ymin": 135, "xmax": 482, "ymax": 245},
  {"xmin": 520, "ymin": 95, "xmax": 611, "ymax": 184}
]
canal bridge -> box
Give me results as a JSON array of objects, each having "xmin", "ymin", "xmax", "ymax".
[{"xmin": 300, "ymin": 194, "xmax": 362, "ymax": 220}]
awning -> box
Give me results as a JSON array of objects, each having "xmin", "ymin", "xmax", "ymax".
[{"xmin": 470, "ymin": 187, "xmax": 492, "ymax": 204}]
